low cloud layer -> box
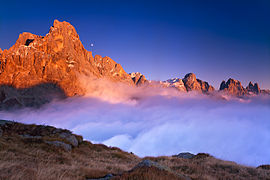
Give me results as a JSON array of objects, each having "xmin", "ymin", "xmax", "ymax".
[{"xmin": 0, "ymin": 79, "xmax": 270, "ymax": 167}]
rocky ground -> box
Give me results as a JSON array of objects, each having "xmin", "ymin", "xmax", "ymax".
[{"xmin": 0, "ymin": 120, "xmax": 269, "ymax": 180}]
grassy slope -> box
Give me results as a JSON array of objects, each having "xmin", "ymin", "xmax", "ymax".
[{"xmin": 0, "ymin": 121, "xmax": 269, "ymax": 180}]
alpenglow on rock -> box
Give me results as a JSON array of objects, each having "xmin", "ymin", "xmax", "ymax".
[
  {"xmin": 129, "ymin": 72, "xmax": 148, "ymax": 86},
  {"xmin": 161, "ymin": 78, "xmax": 187, "ymax": 92},
  {"xmin": 219, "ymin": 79, "xmax": 269, "ymax": 96},
  {"xmin": 0, "ymin": 20, "xmax": 133, "ymax": 108},
  {"xmin": 246, "ymin": 82, "xmax": 260, "ymax": 94},
  {"xmin": 219, "ymin": 78, "xmax": 247, "ymax": 96},
  {"xmin": 160, "ymin": 73, "xmax": 214, "ymax": 93},
  {"xmin": 182, "ymin": 73, "xmax": 215, "ymax": 93}
]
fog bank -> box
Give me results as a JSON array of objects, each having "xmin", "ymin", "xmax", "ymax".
[{"xmin": 0, "ymin": 81, "xmax": 270, "ymax": 167}]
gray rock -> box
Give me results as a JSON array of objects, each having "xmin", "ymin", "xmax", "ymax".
[
  {"xmin": 59, "ymin": 132, "xmax": 78, "ymax": 147},
  {"xmin": 134, "ymin": 160, "xmax": 191, "ymax": 180},
  {"xmin": 20, "ymin": 134, "xmax": 42, "ymax": 139},
  {"xmin": 0, "ymin": 120, "xmax": 14, "ymax": 126},
  {"xmin": 173, "ymin": 152, "xmax": 195, "ymax": 159},
  {"xmin": 87, "ymin": 174, "xmax": 113, "ymax": 180},
  {"xmin": 257, "ymin": 164, "xmax": 270, "ymax": 170},
  {"xmin": 135, "ymin": 159, "xmax": 167, "ymax": 170},
  {"xmin": 45, "ymin": 140, "xmax": 72, "ymax": 151}
]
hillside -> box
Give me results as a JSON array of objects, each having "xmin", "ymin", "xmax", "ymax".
[{"xmin": 0, "ymin": 120, "xmax": 269, "ymax": 180}]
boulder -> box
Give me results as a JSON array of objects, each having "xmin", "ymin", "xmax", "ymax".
[
  {"xmin": 45, "ymin": 140, "xmax": 72, "ymax": 151},
  {"xmin": 257, "ymin": 165, "xmax": 270, "ymax": 170},
  {"xmin": 126, "ymin": 159, "xmax": 191, "ymax": 180},
  {"xmin": 59, "ymin": 132, "xmax": 78, "ymax": 147},
  {"xmin": 0, "ymin": 120, "xmax": 83, "ymax": 150},
  {"xmin": 193, "ymin": 153, "xmax": 212, "ymax": 159},
  {"xmin": 86, "ymin": 174, "xmax": 113, "ymax": 180},
  {"xmin": 173, "ymin": 152, "xmax": 195, "ymax": 159},
  {"xmin": 134, "ymin": 159, "xmax": 168, "ymax": 170}
]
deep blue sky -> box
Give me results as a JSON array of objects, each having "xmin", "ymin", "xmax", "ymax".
[{"xmin": 0, "ymin": 0, "xmax": 269, "ymax": 89}]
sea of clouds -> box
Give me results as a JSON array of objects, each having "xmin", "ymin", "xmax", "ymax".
[{"xmin": 0, "ymin": 78, "xmax": 270, "ymax": 167}]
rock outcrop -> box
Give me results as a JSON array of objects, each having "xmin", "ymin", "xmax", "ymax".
[
  {"xmin": 219, "ymin": 79, "xmax": 270, "ymax": 96},
  {"xmin": 183, "ymin": 73, "xmax": 215, "ymax": 93},
  {"xmin": 117, "ymin": 160, "xmax": 191, "ymax": 180},
  {"xmin": 197, "ymin": 79, "xmax": 215, "ymax": 93},
  {"xmin": 182, "ymin": 73, "xmax": 202, "ymax": 91},
  {"xmin": 219, "ymin": 78, "xmax": 247, "ymax": 96},
  {"xmin": 161, "ymin": 73, "xmax": 215, "ymax": 93},
  {"xmin": 173, "ymin": 152, "xmax": 195, "ymax": 159},
  {"xmin": 0, "ymin": 20, "xmax": 133, "ymax": 108},
  {"xmin": 257, "ymin": 165, "xmax": 270, "ymax": 170},
  {"xmin": 161, "ymin": 78, "xmax": 187, "ymax": 92},
  {"xmin": 129, "ymin": 72, "xmax": 148, "ymax": 86},
  {"xmin": 0, "ymin": 120, "xmax": 82, "ymax": 151},
  {"xmin": 246, "ymin": 82, "xmax": 260, "ymax": 94}
]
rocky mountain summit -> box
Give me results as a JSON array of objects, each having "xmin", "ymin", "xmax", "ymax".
[
  {"xmin": 0, "ymin": 20, "xmax": 132, "ymax": 108},
  {"xmin": 0, "ymin": 20, "xmax": 269, "ymax": 109},
  {"xmin": 161, "ymin": 78, "xmax": 187, "ymax": 92},
  {"xmin": 183, "ymin": 73, "xmax": 215, "ymax": 93},
  {"xmin": 219, "ymin": 78, "xmax": 247, "ymax": 96},
  {"xmin": 129, "ymin": 72, "xmax": 148, "ymax": 86},
  {"xmin": 246, "ymin": 82, "xmax": 260, "ymax": 94},
  {"xmin": 159, "ymin": 73, "xmax": 214, "ymax": 93},
  {"xmin": 219, "ymin": 78, "xmax": 269, "ymax": 97}
]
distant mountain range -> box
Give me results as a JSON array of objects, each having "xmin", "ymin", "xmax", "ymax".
[
  {"xmin": 0, "ymin": 20, "xmax": 269, "ymax": 109},
  {"xmin": 131, "ymin": 72, "xmax": 270, "ymax": 96}
]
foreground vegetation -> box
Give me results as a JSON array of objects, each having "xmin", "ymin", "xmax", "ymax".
[{"xmin": 0, "ymin": 120, "xmax": 269, "ymax": 180}]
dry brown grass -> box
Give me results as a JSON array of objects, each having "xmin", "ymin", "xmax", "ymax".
[
  {"xmin": 0, "ymin": 122, "xmax": 270, "ymax": 180},
  {"xmin": 0, "ymin": 133, "xmax": 140, "ymax": 180},
  {"xmin": 113, "ymin": 166, "xmax": 185, "ymax": 180},
  {"xmin": 143, "ymin": 155, "xmax": 270, "ymax": 180}
]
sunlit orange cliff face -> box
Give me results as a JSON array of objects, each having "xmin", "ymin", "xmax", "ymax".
[
  {"xmin": 0, "ymin": 20, "xmax": 269, "ymax": 109},
  {"xmin": 0, "ymin": 20, "xmax": 133, "ymax": 97}
]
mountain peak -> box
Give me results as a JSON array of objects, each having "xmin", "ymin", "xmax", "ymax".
[
  {"xmin": 246, "ymin": 81, "xmax": 260, "ymax": 94},
  {"xmin": 50, "ymin": 19, "xmax": 79, "ymax": 39},
  {"xmin": 162, "ymin": 73, "xmax": 214, "ymax": 93},
  {"xmin": 0, "ymin": 20, "xmax": 133, "ymax": 109},
  {"xmin": 183, "ymin": 73, "xmax": 202, "ymax": 92},
  {"xmin": 183, "ymin": 73, "xmax": 196, "ymax": 82},
  {"xmin": 219, "ymin": 78, "xmax": 247, "ymax": 96},
  {"xmin": 129, "ymin": 72, "xmax": 148, "ymax": 86}
]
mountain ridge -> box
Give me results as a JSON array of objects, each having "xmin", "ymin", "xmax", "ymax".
[{"xmin": 0, "ymin": 19, "xmax": 269, "ymax": 109}]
